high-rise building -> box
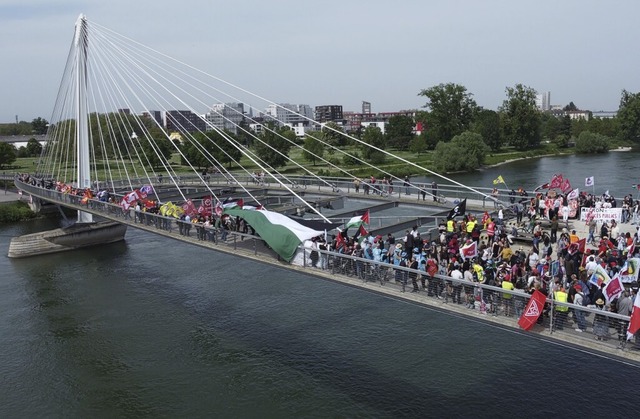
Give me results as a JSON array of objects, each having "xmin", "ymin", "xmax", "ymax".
[
  {"xmin": 264, "ymin": 103, "xmax": 313, "ymax": 126},
  {"xmin": 165, "ymin": 110, "xmax": 207, "ymax": 133},
  {"xmin": 362, "ymin": 101, "xmax": 371, "ymax": 114},
  {"xmin": 142, "ymin": 110, "xmax": 163, "ymax": 127},
  {"xmin": 205, "ymin": 103, "xmax": 245, "ymax": 134},
  {"xmin": 536, "ymin": 91, "xmax": 551, "ymax": 111},
  {"xmin": 314, "ymin": 105, "xmax": 343, "ymax": 123}
]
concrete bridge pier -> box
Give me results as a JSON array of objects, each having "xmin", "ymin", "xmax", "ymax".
[
  {"xmin": 27, "ymin": 195, "xmax": 41, "ymax": 213},
  {"xmin": 8, "ymin": 221, "xmax": 127, "ymax": 258}
]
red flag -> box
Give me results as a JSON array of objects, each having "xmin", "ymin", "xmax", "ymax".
[
  {"xmin": 203, "ymin": 196, "xmax": 212, "ymax": 208},
  {"xmin": 627, "ymin": 291, "xmax": 640, "ymax": 340},
  {"xmin": 603, "ymin": 275, "xmax": 623, "ymax": 303},
  {"xmin": 560, "ymin": 178, "xmax": 572, "ymax": 194},
  {"xmin": 518, "ymin": 290, "xmax": 547, "ymax": 331},
  {"xmin": 361, "ymin": 209, "xmax": 370, "ymax": 225},
  {"xmin": 182, "ymin": 199, "xmax": 197, "ymax": 216},
  {"xmin": 120, "ymin": 190, "xmax": 140, "ymax": 210},
  {"xmin": 214, "ymin": 203, "xmax": 223, "ymax": 217},
  {"xmin": 534, "ymin": 183, "xmax": 550, "ymax": 191},
  {"xmin": 577, "ymin": 238, "xmax": 586, "ymax": 254},
  {"xmin": 459, "ymin": 241, "xmax": 477, "ymax": 259},
  {"xmin": 336, "ymin": 231, "xmax": 345, "ymax": 248},
  {"xmin": 626, "ymin": 242, "xmax": 635, "ymax": 256},
  {"xmin": 549, "ymin": 174, "xmax": 563, "ymax": 189}
]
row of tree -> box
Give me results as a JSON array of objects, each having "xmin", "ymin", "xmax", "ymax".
[
  {"xmin": 6, "ymin": 85, "xmax": 640, "ymax": 174},
  {"xmin": 294, "ymin": 83, "xmax": 640, "ymax": 172}
]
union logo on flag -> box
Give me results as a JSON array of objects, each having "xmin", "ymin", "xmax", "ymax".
[
  {"xmin": 524, "ymin": 302, "xmax": 540, "ymax": 317},
  {"xmin": 585, "ymin": 176, "xmax": 594, "ymax": 187}
]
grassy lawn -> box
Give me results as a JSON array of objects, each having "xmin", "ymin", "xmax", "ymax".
[{"xmin": 12, "ymin": 143, "xmax": 580, "ymax": 180}]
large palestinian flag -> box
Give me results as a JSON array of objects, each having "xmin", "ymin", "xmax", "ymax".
[{"xmin": 224, "ymin": 207, "xmax": 324, "ymax": 262}]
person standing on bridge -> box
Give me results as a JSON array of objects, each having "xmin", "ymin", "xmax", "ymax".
[
  {"xmin": 431, "ymin": 181, "xmax": 438, "ymax": 202},
  {"xmin": 491, "ymin": 188, "xmax": 499, "ymax": 209},
  {"xmin": 404, "ymin": 176, "xmax": 410, "ymax": 195}
]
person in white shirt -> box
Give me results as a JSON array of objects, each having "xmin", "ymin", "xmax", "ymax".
[
  {"xmin": 561, "ymin": 205, "xmax": 570, "ymax": 226},
  {"xmin": 585, "ymin": 255, "xmax": 598, "ymax": 274},
  {"xmin": 528, "ymin": 249, "xmax": 540, "ymax": 271}
]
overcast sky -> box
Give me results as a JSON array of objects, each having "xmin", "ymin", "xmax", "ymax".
[{"xmin": 1, "ymin": 0, "xmax": 639, "ymax": 123}]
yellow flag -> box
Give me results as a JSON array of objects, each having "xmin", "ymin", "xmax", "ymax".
[{"xmin": 493, "ymin": 175, "xmax": 505, "ymax": 185}]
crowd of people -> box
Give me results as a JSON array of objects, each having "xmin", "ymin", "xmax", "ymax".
[{"xmin": 308, "ymin": 188, "xmax": 640, "ymax": 346}]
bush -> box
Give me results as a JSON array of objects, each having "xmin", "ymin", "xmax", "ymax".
[
  {"xmin": 0, "ymin": 201, "xmax": 36, "ymax": 223},
  {"xmin": 342, "ymin": 152, "xmax": 361, "ymax": 166},
  {"xmin": 575, "ymin": 131, "xmax": 609, "ymax": 154},
  {"xmin": 432, "ymin": 131, "xmax": 489, "ymax": 173}
]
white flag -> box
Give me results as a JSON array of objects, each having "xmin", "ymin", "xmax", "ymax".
[
  {"xmin": 585, "ymin": 176, "xmax": 594, "ymax": 187},
  {"xmin": 567, "ymin": 188, "xmax": 579, "ymax": 200}
]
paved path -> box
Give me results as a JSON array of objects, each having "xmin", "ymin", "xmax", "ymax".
[{"xmin": 0, "ymin": 189, "xmax": 21, "ymax": 203}]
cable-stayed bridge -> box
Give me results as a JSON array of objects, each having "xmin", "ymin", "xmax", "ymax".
[
  {"xmin": 13, "ymin": 15, "xmax": 637, "ymax": 363},
  {"xmin": 15, "ymin": 14, "xmax": 496, "ymax": 257}
]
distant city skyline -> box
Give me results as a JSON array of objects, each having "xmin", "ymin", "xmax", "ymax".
[{"xmin": 1, "ymin": 0, "xmax": 638, "ymax": 123}]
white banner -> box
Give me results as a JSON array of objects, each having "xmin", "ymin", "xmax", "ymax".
[{"xmin": 580, "ymin": 207, "xmax": 622, "ymax": 222}]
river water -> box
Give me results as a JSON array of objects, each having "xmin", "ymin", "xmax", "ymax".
[
  {"xmin": 416, "ymin": 150, "xmax": 640, "ymax": 198},
  {"xmin": 2, "ymin": 154, "xmax": 640, "ymax": 417}
]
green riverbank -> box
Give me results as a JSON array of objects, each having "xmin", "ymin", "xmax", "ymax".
[{"xmin": 0, "ymin": 201, "xmax": 36, "ymax": 223}]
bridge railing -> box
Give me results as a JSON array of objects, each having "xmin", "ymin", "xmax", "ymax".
[
  {"xmin": 294, "ymin": 246, "xmax": 636, "ymax": 351},
  {"xmin": 15, "ymin": 177, "xmax": 282, "ymax": 259},
  {"xmin": 70, "ymin": 173, "xmax": 529, "ymax": 210}
]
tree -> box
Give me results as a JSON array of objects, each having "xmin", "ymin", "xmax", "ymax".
[
  {"xmin": 563, "ymin": 101, "xmax": 578, "ymax": 111},
  {"xmin": 559, "ymin": 115, "xmax": 572, "ymax": 138},
  {"xmin": 585, "ymin": 117, "xmax": 618, "ymax": 138},
  {"xmin": 140, "ymin": 136, "xmax": 174, "ymax": 169},
  {"xmin": 302, "ymin": 134, "xmax": 324, "ymax": 166},
  {"xmin": 575, "ymin": 131, "xmax": 609, "ymax": 153},
  {"xmin": 0, "ymin": 142, "xmax": 17, "ymax": 169},
  {"xmin": 253, "ymin": 124, "xmax": 294, "ymax": 168},
  {"xmin": 418, "ymin": 83, "xmax": 477, "ymax": 143},
  {"xmin": 617, "ymin": 89, "xmax": 640, "ymax": 142},
  {"xmin": 180, "ymin": 135, "xmax": 208, "ymax": 169},
  {"xmin": 408, "ymin": 135, "xmax": 427, "ymax": 155},
  {"xmin": 180, "ymin": 130, "xmax": 243, "ymax": 169},
  {"xmin": 540, "ymin": 112, "xmax": 560, "ymax": 141},
  {"xmin": 571, "ymin": 118, "xmax": 589, "ymax": 139},
  {"xmin": 322, "ymin": 122, "xmax": 347, "ymax": 147},
  {"xmin": 500, "ymin": 84, "xmax": 541, "ymax": 150},
  {"xmin": 360, "ymin": 125, "xmax": 386, "ymax": 164},
  {"xmin": 553, "ymin": 134, "xmax": 570, "ymax": 148},
  {"xmin": 31, "ymin": 117, "xmax": 49, "ymax": 135},
  {"xmin": 432, "ymin": 131, "xmax": 489, "ymax": 173},
  {"xmin": 472, "ymin": 109, "xmax": 502, "ymax": 151},
  {"xmin": 206, "ymin": 130, "xmax": 243, "ymax": 168},
  {"xmin": 385, "ymin": 115, "xmax": 414, "ymax": 150},
  {"xmin": 26, "ymin": 138, "xmax": 43, "ymax": 157}
]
